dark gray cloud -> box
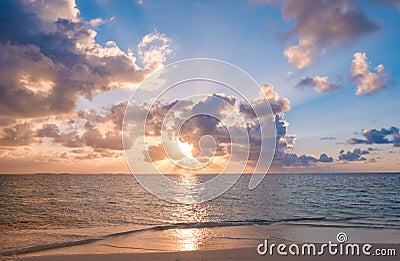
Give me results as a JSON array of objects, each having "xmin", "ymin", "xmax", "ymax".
[
  {"xmin": 319, "ymin": 153, "xmax": 334, "ymax": 163},
  {"xmin": 320, "ymin": 137, "xmax": 336, "ymax": 140},
  {"xmin": 295, "ymin": 76, "xmax": 341, "ymax": 93},
  {"xmin": 282, "ymin": 153, "xmax": 317, "ymax": 166},
  {"xmin": 281, "ymin": 152, "xmax": 333, "ymax": 166},
  {"xmin": 348, "ymin": 126, "xmax": 400, "ymax": 147},
  {"xmin": 339, "ymin": 148, "xmax": 369, "ymax": 161}
]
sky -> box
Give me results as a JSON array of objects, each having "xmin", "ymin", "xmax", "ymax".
[{"xmin": 0, "ymin": 0, "xmax": 399, "ymax": 174}]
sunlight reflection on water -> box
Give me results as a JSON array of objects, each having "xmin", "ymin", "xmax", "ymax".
[{"xmin": 175, "ymin": 228, "xmax": 203, "ymax": 251}]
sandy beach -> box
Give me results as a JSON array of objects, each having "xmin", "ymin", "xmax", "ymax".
[
  {"xmin": 15, "ymin": 245, "xmax": 400, "ymax": 261},
  {"xmin": 6, "ymin": 224, "xmax": 398, "ymax": 261}
]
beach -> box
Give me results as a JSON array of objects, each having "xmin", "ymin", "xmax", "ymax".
[
  {"xmin": 11, "ymin": 224, "xmax": 400, "ymax": 261},
  {"xmin": 14, "ymin": 244, "xmax": 400, "ymax": 261},
  {"xmin": 16, "ymin": 246, "xmax": 400, "ymax": 261}
]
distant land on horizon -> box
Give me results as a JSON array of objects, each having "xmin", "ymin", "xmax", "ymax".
[{"xmin": 0, "ymin": 172, "xmax": 399, "ymax": 175}]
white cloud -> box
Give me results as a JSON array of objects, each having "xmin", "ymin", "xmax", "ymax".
[
  {"xmin": 89, "ymin": 18, "xmax": 105, "ymax": 27},
  {"xmin": 137, "ymin": 29, "xmax": 173, "ymax": 70},
  {"xmin": 23, "ymin": 0, "xmax": 80, "ymax": 31},
  {"xmin": 351, "ymin": 52, "xmax": 386, "ymax": 95},
  {"xmin": 283, "ymin": 38, "xmax": 316, "ymax": 69}
]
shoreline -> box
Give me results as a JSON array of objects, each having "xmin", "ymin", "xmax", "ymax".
[
  {"xmin": 15, "ymin": 245, "xmax": 400, "ymax": 261},
  {"xmin": 5, "ymin": 224, "xmax": 400, "ymax": 261}
]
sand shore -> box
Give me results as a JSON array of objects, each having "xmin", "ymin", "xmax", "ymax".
[
  {"xmin": 15, "ymin": 246, "xmax": 400, "ymax": 261},
  {"xmin": 7, "ymin": 224, "xmax": 400, "ymax": 261}
]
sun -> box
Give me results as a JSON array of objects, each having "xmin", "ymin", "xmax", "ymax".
[{"xmin": 178, "ymin": 140, "xmax": 194, "ymax": 159}]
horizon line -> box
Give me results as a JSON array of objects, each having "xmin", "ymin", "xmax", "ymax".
[{"xmin": 1, "ymin": 172, "xmax": 400, "ymax": 175}]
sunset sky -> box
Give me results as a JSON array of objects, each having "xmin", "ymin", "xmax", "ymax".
[{"xmin": 0, "ymin": 0, "xmax": 399, "ymax": 174}]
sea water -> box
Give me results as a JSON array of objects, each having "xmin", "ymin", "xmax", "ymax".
[{"xmin": 1, "ymin": 173, "xmax": 399, "ymax": 256}]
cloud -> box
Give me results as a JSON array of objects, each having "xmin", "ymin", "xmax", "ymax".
[
  {"xmin": 0, "ymin": 83, "xmax": 334, "ymax": 170},
  {"xmin": 350, "ymin": 52, "xmax": 386, "ymax": 95},
  {"xmin": 319, "ymin": 153, "xmax": 334, "ymax": 163},
  {"xmin": 89, "ymin": 18, "xmax": 106, "ymax": 27},
  {"xmin": 36, "ymin": 124, "xmax": 60, "ymax": 138},
  {"xmin": 237, "ymin": 89, "xmax": 334, "ymax": 168},
  {"xmin": 365, "ymin": 157, "xmax": 377, "ymax": 163},
  {"xmin": 54, "ymin": 130, "xmax": 85, "ymax": 148},
  {"xmin": 192, "ymin": 93, "xmax": 237, "ymax": 119},
  {"xmin": 144, "ymin": 144, "xmax": 166, "ymax": 162},
  {"xmin": 0, "ymin": 118, "xmax": 15, "ymax": 127},
  {"xmin": 82, "ymin": 128, "xmax": 122, "ymax": 150},
  {"xmin": 239, "ymin": 84, "xmax": 290, "ymax": 118},
  {"xmin": 281, "ymin": 152, "xmax": 333, "ymax": 166},
  {"xmin": 1, "ymin": 0, "xmax": 337, "ymax": 172},
  {"xmin": 23, "ymin": 0, "xmax": 80, "ymax": 24},
  {"xmin": 283, "ymin": 39, "xmax": 316, "ymax": 69},
  {"xmin": 260, "ymin": 84, "xmax": 291, "ymax": 113},
  {"xmin": 272, "ymin": 114, "xmax": 333, "ymax": 167},
  {"xmin": 295, "ymin": 76, "xmax": 341, "ymax": 93},
  {"xmin": 0, "ymin": 0, "xmax": 175, "ymax": 167},
  {"xmin": 0, "ymin": 0, "xmax": 172, "ymax": 118},
  {"xmin": 0, "ymin": 102, "xmax": 128, "ymax": 151},
  {"xmin": 348, "ymin": 126, "xmax": 400, "ymax": 147},
  {"xmin": 257, "ymin": 0, "xmax": 380, "ymax": 69},
  {"xmin": 0, "ymin": 122, "xmax": 34, "ymax": 146},
  {"xmin": 137, "ymin": 29, "xmax": 173, "ymax": 70},
  {"xmin": 339, "ymin": 148, "xmax": 369, "ymax": 161},
  {"xmin": 178, "ymin": 115, "xmax": 231, "ymax": 157},
  {"xmin": 132, "ymin": 84, "xmax": 332, "ymax": 169},
  {"xmin": 320, "ymin": 137, "xmax": 336, "ymax": 140}
]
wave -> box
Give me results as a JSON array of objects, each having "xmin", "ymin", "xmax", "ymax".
[{"xmin": 2, "ymin": 217, "xmax": 399, "ymax": 256}]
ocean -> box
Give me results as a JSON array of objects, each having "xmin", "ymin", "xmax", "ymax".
[{"xmin": 1, "ymin": 173, "xmax": 400, "ymax": 257}]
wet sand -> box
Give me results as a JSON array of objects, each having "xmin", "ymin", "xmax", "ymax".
[{"xmin": 11, "ymin": 224, "xmax": 400, "ymax": 261}]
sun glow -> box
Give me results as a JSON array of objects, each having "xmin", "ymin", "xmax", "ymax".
[
  {"xmin": 176, "ymin": 228, "xmax": 201, "ymax": 251},
  {"xmin": 178, "ymin": 140, "xmax": 194, "ymax": 159}
]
